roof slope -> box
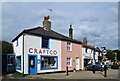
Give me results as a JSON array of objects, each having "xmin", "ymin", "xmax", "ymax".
[
  {"xmin": 82, "ymin": 44, "xmax": 101, "ymax": 52},
  {"xmin": 12, "ymin": 27, "xmax": 82, "ymax": 44}
]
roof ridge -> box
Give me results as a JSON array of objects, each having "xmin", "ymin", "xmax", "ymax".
[{"xmin": 25, "ymin": 26, "xmax": 41, "ymax": 31}]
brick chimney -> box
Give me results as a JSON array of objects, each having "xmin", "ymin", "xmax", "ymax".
[
  {"xmin": 83, "ymin": 37, "xmax": 87, "ymax": 44},
  {"xmin": 42, "ymin": 15, "xmax": 51, "ymax": 31},
  {"xmin": 69, "ymin": 24, "xmax": 73, "ymax": 39}
]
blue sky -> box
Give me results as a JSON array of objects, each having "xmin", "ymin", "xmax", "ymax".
[{"xmin": 2, "ymin": 2, "xmax": 118, "ymax": 50}]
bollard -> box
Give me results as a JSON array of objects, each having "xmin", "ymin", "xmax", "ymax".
[
  {"xmin": 104, "ymin": 65, "xmax": 107, "ymax": 77},
  {"xmin": 92, "ymin": 65, "xmax": 95, "ymax": 74},
  {"xmin": 66, "ymin": 66, "xmax": 69, "ymax": 76}
]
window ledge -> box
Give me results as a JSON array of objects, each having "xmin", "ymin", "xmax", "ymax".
[{"xmin": 66, "ymin": 50, "xmax": 72, "ymax": 52}]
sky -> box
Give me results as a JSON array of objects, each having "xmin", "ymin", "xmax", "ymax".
[{"xmin": 1, "ymin": 2, "xmax": 118, "ymax": 50}]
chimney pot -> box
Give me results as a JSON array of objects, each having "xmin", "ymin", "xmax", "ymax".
[
  {"xmin": 69, "ymin": 24, "xmax": 73, "ymax": 39},
  {"xmin": 83, "ymin": 37, "xmax": 87, "ymax": 44},
  {"xmin": 43, "ymin": 15, "xmax": 51, "ymax": 31}
]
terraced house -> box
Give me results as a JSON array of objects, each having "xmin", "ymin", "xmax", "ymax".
[{"xmin": 12, "ymin": 16, "xmax": 83, "ymax": 75}]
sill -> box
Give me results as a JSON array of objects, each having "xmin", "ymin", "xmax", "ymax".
[
  {"xmin": 42, "ymin": 47, "xmax": 49, "ymax": 49},
  {"xmin": 41, "ymin": 67, "xmax": 58, "ymax": 70},
  {"xmin": 66, "ymin": 50, "xmax": 72, "ymax": 52},
  {"xmin": 67, "ymin": 65, "xmax": 72, "ymax": 67}
]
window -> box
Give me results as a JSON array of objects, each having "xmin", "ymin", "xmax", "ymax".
[
  {"xmin": 85, "ymin": 48, "xmax": 87, "ymax": 53},
  {"xmin": 41, "ymin": 56, "xmax": 58, "ymax": 70},
  {"xmin": 67, "ymin": 58, "xmax": 71, "ymax": 66},
  {"xmin": 67, "ymin": 42, "xmax": 72, "ymax": 51},
  {"xmin": 7, "ymin": 55, "xmax": 15, "ymax": 66},
  {"xmin": 42, "ymin": 36, "xmax": 49, "ymax": 48},
  {"xmin": 16, "ymin": 39, "xmax": 18, "ymax": 47},
  {"xmin": 16, "ymin": 56, "xmax": 21, "ymax": 70}
]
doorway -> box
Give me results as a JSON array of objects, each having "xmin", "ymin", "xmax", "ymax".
[
  {"xmin": 28, "ymin": 55, "xmax": 37, "ymax": 75},
  {"xmin": 76, "ymin": 57, "xmax": 80, "ymax": 70}
]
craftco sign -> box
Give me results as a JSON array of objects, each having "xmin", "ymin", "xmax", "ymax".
[{"xmin": 29, "ymin": 48, "xmax": 57, "ymax": 55}]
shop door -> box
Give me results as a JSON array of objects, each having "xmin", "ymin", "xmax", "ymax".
[
  {"xmin": 76, "ymin": 58, "xmax": 80, "ymax": 70},
  {"xmin": 29, "ymin": 55, "xmax": 37, "ymax": 75}
]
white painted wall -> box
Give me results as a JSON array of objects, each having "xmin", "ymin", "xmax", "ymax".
[
  {"xmin": 24, "ymin": 34, "xmax": 41, "ymax": 74},
  {"xmin": 82, "ymin": 47, "xmax": 99, "ymax": 70},
  {"xmin": 24, "ymin": 34, "xmax": 61, "ymax": 74},
  {"xmin": 13, "ymin": 35, "xmax": 23, "ymax": 73}
]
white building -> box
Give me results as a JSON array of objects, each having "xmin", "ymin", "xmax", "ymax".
[{"xmin": 81, "ymin": 38, "xmax": 101, "ymax": 70}]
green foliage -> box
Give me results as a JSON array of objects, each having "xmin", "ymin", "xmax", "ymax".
[
  {"xmin": 1, "ymin": 40, "xmax": 13, "ymax": 54},
  {"xmin": 106, "ymin": 49, "xmax": 120, "ymax": 61}
]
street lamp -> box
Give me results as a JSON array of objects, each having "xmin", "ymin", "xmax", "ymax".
[
  {"xmin": 101, "ymin": 47, "xmax": 107, "ymax": 77},
  {"xmin": 92, "ymin": 47, "xmax": 96, "ymax": 74}
]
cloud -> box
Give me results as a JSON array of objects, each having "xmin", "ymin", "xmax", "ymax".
[{"xmin": 2, "ymin": 2, "xmax": 118, "ymax": 49}]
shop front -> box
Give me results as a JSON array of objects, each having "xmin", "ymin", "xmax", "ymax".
[{"xmin": 27, "ymin": 48, "xmax": 59, "ymax": 74}]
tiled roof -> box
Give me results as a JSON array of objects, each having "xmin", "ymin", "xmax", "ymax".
[
  {"xmin": 82, "ymin": 44, "xmax": 101, "ymax": 51},
  {"xmin": 12, "ymin": 27, "xmax": 82, "ymax": 44}
]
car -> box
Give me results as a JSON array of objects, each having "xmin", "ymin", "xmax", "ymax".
[{"xmin": 85, "ymin": 62, "xmax": 104, "ymax": 71}]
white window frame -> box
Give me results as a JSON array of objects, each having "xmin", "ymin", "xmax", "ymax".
[
  {"xmin": 67, "ymin": 58, "xmax": 72, "ymax": 67},
  {"xmin": 66, "ymin": 42, "xmax": 72, "ymax": 51}
]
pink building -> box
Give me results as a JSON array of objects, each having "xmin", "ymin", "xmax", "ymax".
[{"xmin": 61, "ymin": 41, "xmax": 82, "ymax": 71}]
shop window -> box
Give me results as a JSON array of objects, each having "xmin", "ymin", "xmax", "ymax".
[
  {"xmin": 42, "ymin": 36, "xmax": 49, "ymax": 48},
  {"xmin": 67, "ymin": 58, "xmax": 71, "ymax": 66},
  {"xmin": 7, "ymin": 55, "xmax": 15, "ymax": 66},
  {"xmin": 67, "ymin": 42, "xmax": 72, "ymax": 51},
  {"xmin": 16, "ymin": 56, "xmax": 21, "ymax": 70},
  {"xmin": 41, "ymin": 56, "xmax": 58, "ymax": 70}
]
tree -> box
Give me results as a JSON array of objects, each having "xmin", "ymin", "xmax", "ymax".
[
  {"xmin": 106, "ymin": 49, "xmax": 120, "ymax": 61},
  {"xmin": 1, "ymin": 40, "xmax": 13, "ymax": 54},
  {"xmin": 106, "ymin": 50, "xmax": 115, "ymax": 61}
]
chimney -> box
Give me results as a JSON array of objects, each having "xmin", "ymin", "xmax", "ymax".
[
  {"xmin": 83, "ymin": 37, "xmax": 87, "ymax": 44},
  {"xmin": 42, "ymin": 15, "xmax": 51, "ymax": 31},
  {"xmin": 69, "ymin": 24, "xmax": 73, "ymax": 39}
]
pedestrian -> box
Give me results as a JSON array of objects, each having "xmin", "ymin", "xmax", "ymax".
[
  {"xmin": 100, "ymin": 62, "xmax": 103, "ymax": 71},
  {"xmin": 92, "ymin": 60, "xmax": 95, "ymax": 74}
]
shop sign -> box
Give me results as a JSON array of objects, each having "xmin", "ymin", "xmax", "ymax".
[{"xmin": 29, "ymin": 48, "xmax": 57, "ymax": 55}]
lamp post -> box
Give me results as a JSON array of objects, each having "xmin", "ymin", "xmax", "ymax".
[{"xmin": 101, "ymin": 47, "xmax": 107, "ymax": 77}]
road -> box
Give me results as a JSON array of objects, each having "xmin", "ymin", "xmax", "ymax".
[{"xmin": 2, "ymin": 68, "xmax": 119, "ymax": 80}]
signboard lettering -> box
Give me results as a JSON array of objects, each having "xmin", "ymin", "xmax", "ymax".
[{"xmin": 29, "ymin": 48, "xmax": 57, "ymax": 55}]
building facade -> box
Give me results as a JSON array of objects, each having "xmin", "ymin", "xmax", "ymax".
[
  {"xmin": 81, "ymin": 38, "xmax": 101, "ymax": 70},
  {"xmin": 12, "ymin": 16, "xmax": 82, "ymax": 75}
]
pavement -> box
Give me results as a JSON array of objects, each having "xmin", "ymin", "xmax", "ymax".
[{"xmin": 2, "ymin": 68, "xmax": 119, "ymax": 79}]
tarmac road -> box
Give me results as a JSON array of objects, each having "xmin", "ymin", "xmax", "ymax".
[
  {"xmin": 26, "ymin": 68, "xmax": 119, "ymax": 79},
  {"xmin": 2, "ymin": 68, "xmax": 119, "ymax": 79}
]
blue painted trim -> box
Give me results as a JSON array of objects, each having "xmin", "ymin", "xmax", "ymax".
[
  {"xmin": 16, "ymin": 56, "xmax": 21, "ymax": 70},
  {"xmin": 41, "ymin": 37, "xmax": 50, "ymax": 49},
  {"xmin": 28, "ymin": 54, "xmax": 37, "ymax": 75},
  {"xmin": 40, "ymin": 55, "xmax": 58, "ymax": 70}
]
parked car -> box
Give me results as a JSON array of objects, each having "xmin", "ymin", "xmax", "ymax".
[
  {"xmin": 106, "ymin": 62, "xmax": 111, "ymax": 68},
  {"xmin": 85, "ymin": 62, "xmax": 104, "ymax": 71}
]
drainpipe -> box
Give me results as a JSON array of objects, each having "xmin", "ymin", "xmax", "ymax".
[{"xmin": 22, "ymin": 33, "xmax": 25, "ymax": 77}]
